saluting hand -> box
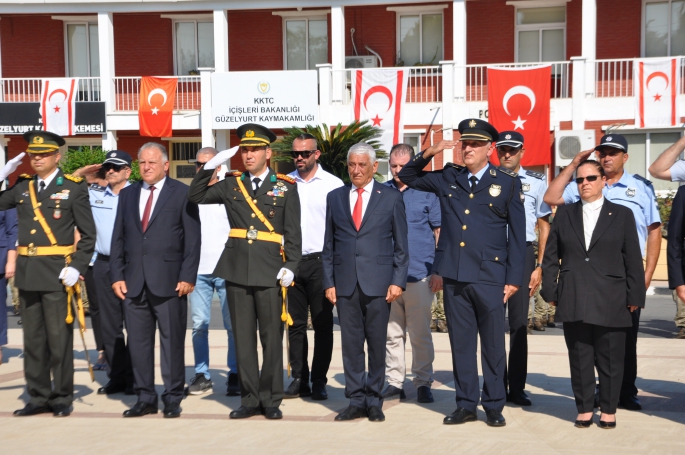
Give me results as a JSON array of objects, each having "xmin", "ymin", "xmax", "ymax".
[
  {"xmin": 176, "ymin": 281, "xmax": 195, "ymax": 297},
  {"xmin": 0, "ymin": 152, "xmax": 25, "ymax": 181},
  {"xmin": 503, "ymin": 284, "xmax": 520, "ymax": 303},
  {"xmin": 424, "ymin": 140, "xmax": 458, "ymax": 159},
  {"xmin": 571, "ymin": 149, "xmax": 595, "ymax": 167}
]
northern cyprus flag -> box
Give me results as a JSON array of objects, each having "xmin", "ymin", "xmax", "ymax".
[
  {"xmin": 635, "ymin": 58, "xmax": 680, "ymax": 128},
  {"xmin": 40, "ymin": 78, "xmax": 79, "ymax": 136}
]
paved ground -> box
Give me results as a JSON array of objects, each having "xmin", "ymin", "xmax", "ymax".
[{"xmin": 0, "ymin": 284, "xmax": 684, "ymax": 454}]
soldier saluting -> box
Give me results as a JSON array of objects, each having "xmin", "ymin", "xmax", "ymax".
[
  {"xmin": 188, "ymin": 123, "xmax": 302, "ymax": 420},
  {"xmin": 0, "ymin": 131, "xmax": 95, "ymax": 417}
]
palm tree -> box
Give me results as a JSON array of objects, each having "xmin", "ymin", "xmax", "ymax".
[{"xmin": 271, "ymin": 120, "xmax": 386, "ymax": 183}]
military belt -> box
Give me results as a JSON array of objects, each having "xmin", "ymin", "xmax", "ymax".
[
  {"xmin": 229, "ymin": 228, "xmax": 283, "ymax": 244},
  {"xmin": 17, "ymin": 244, "xmax": 75, "ymax": 257}
]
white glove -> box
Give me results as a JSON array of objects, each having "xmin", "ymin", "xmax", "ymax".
[
  {"xmin": 59, "ymin": 267, "xmax": 80, "ymax": 287},
  {"xmin": 204, "ymin": 146, "xmax": 239, "ymax": 170},
  {"xmin": 278, "ymin": 268, "xmax": 295, "ymax": 287},
  {"xmin": 0, "ymin": 152, "xmax": 25, "ymax": 181}
]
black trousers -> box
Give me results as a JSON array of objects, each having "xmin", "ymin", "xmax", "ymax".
[
  {"xmin": 504, "ymin": 243, "xmax": 535, "ymax": 393},
  {"xmin": 226, "ymin": 283, "xmax": 283, "ymax": 409},
  {"xmin": 337, "ymin": 284, "xmax": 389, "ymax": 409},
  {"xmin": 288, "ymin": 255, "xmax": 334, "ymax": 384},
  {"xmin": 621, "ymin": 308, "xmax": 641, "ymax": 398},
  {"xmin": 443, "ymin": 279, "xmax": 507, "ymax": 413},
  {"xmin": 93, "ymin": 258, "xmax": 133, "ymax": 387},
  {"xmin": 20, "ymin": 290, "xmax": 73, "ymax": 407},
  {"xmin": 123, "ymin": 287, "xmax": 187, "ymax": 405},
  {"xmin": 84, "ymin": 265, "xmax": 104, "ymax": 352},
  {"xmin": 564, "ymin": 321, "xmax": 626, "ymax": 414}
]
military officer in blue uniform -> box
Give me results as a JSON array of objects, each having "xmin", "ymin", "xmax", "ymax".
[
  {"xmin": 544, "ymin": 133, "xmax": 661, "ymax": 411},
  {"xmin": 495, "ymin": 131, "xmax": 552, "ymax": 407},
  {"xmin": 398, "ymin": 119, "xmax": 526, "ymax": 427}
]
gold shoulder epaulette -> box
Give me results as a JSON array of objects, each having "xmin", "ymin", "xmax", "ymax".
[
  {"xmin": 232, "ymin": 171, "xmax": 243, "ymax": 177},
  {"xmin": 64, "ymin": 174, "xmax": 84, "ymax": 183},
  {"xmin": 18, "ymin": 174, "xmax": 33, "ymax": 180},
  {"xmin": 497, "ymin": 167, "xmax": 518, "ymax": 178},
  {"xmin": 277, "ymin": 173, "xmax": 296, "ymax": 184}
]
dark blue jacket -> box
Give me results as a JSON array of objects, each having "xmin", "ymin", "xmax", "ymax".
[
  {"xmin": 322, "ymin": 180, "xmax": 409, "ymax": 297},
  {"xmin": 110, "ymin": 178, "xmax": 201, "ymax": 298},
  {"xmin": 0, "ymin": 208, "xmax": 17, "ymax": 270}
]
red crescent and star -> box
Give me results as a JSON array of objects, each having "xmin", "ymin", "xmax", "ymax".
[
  {"xmin": 48, "ymin": 89, "xmax": 68, "ymax": 113},
  {"xmin": 646, "ymin": 71, "xmax": 669, "ymax": 102},
  {"xmin": 363, "ymin": 86, "xmax": 394, "ymax": 126}
]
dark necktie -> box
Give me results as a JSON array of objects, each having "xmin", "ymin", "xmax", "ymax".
[
  {"xmin": 141, "ymin": 185, "xmax": 156, "ymax": 232},
  {"xmin": 38, "ymin": 181, "xmax": 45, "ymax": 193},
  {"xmin": 469, "ymin": 176, "xmax": 478, "ymax": 192},
  {"xmin": 253, "ymin": 177, "xmax": 261, "ymax": 193},
  {"xmin": 352, "ymin": 188, "xmax": 364, "ymax": 231}
]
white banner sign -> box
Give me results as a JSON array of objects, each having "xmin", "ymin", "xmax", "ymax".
[{"xmin": 211, "ymin": 70, "xmax": 318, "ymax": 129}]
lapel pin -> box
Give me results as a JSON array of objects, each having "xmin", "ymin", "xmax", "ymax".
[
  {"xmin": 609, "ymin": 212, "xmax": 612, "ymax": 215},
  {"xmin": 376, "ymin": 190, "xmax": 381, "ymax": 193}
]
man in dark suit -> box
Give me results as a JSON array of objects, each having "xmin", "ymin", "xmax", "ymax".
[
  {"xmin": 111, "ymin": 142, "xmax": 201, "ymax": 418},
  {"xmin": 322, "ymin": 142, "xmax": 409, "ymax": 422},
  {"xmin": 0, "ymin": 131, "xmax": 95, "ymax": 417},
  {"xmin": 398, "ymin": 119, "xmax": 526, "ymax": 427},
  {"xmin": 0, "ymin": 208, "xmax": 18, "ymax": 366},
  {"xmin": 667, "ymin": 183, "xmax": 685, "ymax": 332},
  {"xmin": 188, "ymin": 124, "xmax": 301, "ymax": 420}
]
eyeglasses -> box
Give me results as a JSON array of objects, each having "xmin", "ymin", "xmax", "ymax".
[
  {"xmin": 290, "ymin": 150, "xmax": 316, "ymax": 159},
  {"xmin": 195, "ymin": 161, "xmax": 207, "ymax": 168},
  {"xmin": 103, "ymin": 163, "xmax": 127, "ymax": 172},
  {"xmin": 575, "ymin": 175, "xmax": 601, "ymax": 184}
]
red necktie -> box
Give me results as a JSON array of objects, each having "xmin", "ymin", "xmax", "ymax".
[
  {"xmin": 353, "ymin": 187, "xmax": 364, "ymax": 231},
  {"xmin": 141, "ymin": 185, "xmax": 156, "ymax": 232}
]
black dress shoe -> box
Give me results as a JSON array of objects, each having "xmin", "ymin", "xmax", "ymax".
[
  {"xmin": 13, "ymin": 403, "xmax": 51, "ymax": 417},
  {"xmin": 417, "ymin": 386, "xmax": 434, "ymax": 403},
  {"xmin": 163, "ymin": 402, "xmax": 182, "ymax": 418},
  {"xmin": 618, "ymin": 395, "xmax": 642, "ymax": 411},
  {"xmin": 264, "ymin": 407, "xmax": 283, "ymax": 419},
  {"xmin": 367, "ymin": 406, "xmax": 385, "ymax": 422},
  {"xmin": 335, "ymin": 405, "xmax": 367, "ymax": 421},
  {"xmin": 229, "ymin": 406, "xmax": 262, "ymax": 419},
  {"xmin": 485, "ymin": 409, "xmax": 506, "ymax": 427},
  {"xmin": 380, "ymin": 384, "xmax": 406, "ymax": 400},
  {"xmin": 443, "ymin": 407, "xmax": 477, "ymax": 425},
  {"xmin": 284, "ymin": 378, "xmax": 311, "ymax": 398},
  {"xmin": 97, "ymin": 381, "xmax": 127, "ymax": 395},
  {"xmin": 574, "ymin": 418, "xmax": 593, "ymax": 428},
  {"xmin": 226, "ymin": 373, "xmax": 240, "ymax": 397},
  {"xmin": 123, "ymin": 401, "xmax": 158, "ymax": 417},
  {"xmin": 507, "ymin": 390, "xmax": 532, "ymax": 406},
  {"xmin": 311, "ymin": 379, "xmax": 328, "ymax": 401},
  {"xmin": 52, "ymin": 404, "xmax": 71, "ymax": 417},
  {"xmin": 598, "ymin": 419, "xmax": 617, "ymax": 429}
]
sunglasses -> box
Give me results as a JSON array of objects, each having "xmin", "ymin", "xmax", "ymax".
[
  {"xmin": 290, "ymin": 150, "xmax": 316, "ymax": 159},
  {"xmin": 103, "ymin": 163, "xmax": 127, "ymax": 172},
  {"xmin": 575, "ymin": 175, "xmax": 601, "ymax": 184},
  {"xmin": 195, "ymin": 161, "xmax": 207, "ymax": 168}
]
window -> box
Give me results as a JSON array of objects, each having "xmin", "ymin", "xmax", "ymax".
[
  {"xmin": 65, "ymin": 23, "xmax": 99, "ymax": 77},
  {"xmin": 284, "ymin": 18, "xmax": 328, "ymax": 70},
  {"xmin": 397, "ymin": 13, "xmax": 443, "ymax": 66},
  {"xmin": 644, "ymin": 0, "xmax": 685, "ymax": 57},
  {"xmin": 174, "ymin": 21, "xmax": 215, "ymax": 75},
  {"xmin": 515, "ymin": 6, "xmax": 565, "ymax": 64},
  {"xmin": 623, "ymin": 131, "xmax": 683, "ymax": 191},
  {"xmin": 169, "ymin": 140, "xmax": 202, "ymax": 183}
]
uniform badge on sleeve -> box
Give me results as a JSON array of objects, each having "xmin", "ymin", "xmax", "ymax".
[
  {"xmin": 522, "ymin": 183, "xmax": 531, "ymax": 192},
  {"xmin": 489, "ymin": 184, "xmax": 501, "ymax": 197},
  {"xmin": 626, "ymin": 187, "xmax": 636, "ymax": 198}
]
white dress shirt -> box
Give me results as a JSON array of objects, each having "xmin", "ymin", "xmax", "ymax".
[
  {"xmin": 197, "ymin": 204, "xmax": 231, "ymax": 274},
  {"xmin": 350, "ymin": 178, "xmax": 376, "ymax": 219},
  {"xmin": 139, "ymin": 176, "xmax": 167, "ymax": 221},
  {"xmin": 249, "ymin": 168, "xmax": 270, "ymax": 192},
  {"xmin": 581, "ymin": 196, "xmax": 604, "ymax": 250},
  {"xmin": 288, "ymin": 165, "xmax": 344, "ymax": 254},
  {"xmin": 37, "ymin": 168, "xmax": 59, "ymax": 192}
]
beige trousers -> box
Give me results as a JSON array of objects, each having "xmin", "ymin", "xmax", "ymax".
[
  {"xmin": 672, "ymin": 290, "xmax": 685, "ymax": 328},
  {"xmin": 385, "ymin": 279, "xmax": 435, "ymax": 388}
]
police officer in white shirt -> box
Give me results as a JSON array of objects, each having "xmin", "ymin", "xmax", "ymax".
[{"xmin": 285, "ymin": 134, "xmax": 343, "ymax": 400}]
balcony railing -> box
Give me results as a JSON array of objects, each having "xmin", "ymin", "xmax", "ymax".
[
  {"xmin": 0, "ymin": 77, "xmax": 101, "ymax": 103},
  {"xmin": 594, "ymin": 56, "xmax": 685, "ymax": 97},
  {"xmin": 113, "ymin": 76, "xmax": 201, "ymax": 111}
]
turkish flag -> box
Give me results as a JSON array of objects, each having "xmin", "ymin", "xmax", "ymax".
[
  {"xmin": 487, "ymin": 66, "xmax": 551, "ymax": 166},
  {"xmin": 139, "ymin": 76, "xmax": 177, "ymax": 137},
  {"xmin": 40, "ymin": 78, "xmax": 78, "ymax": 136},
  {"xmin": 635, "ymin": 58, "xmax": 680, "ymax": 128},
  {"xmin": 352, "ymin": 69, "xmax": 409, "ymax": 154}
]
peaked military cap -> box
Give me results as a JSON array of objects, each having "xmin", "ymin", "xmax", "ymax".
[
  {"xmin": 496, "ymin": 131, "xmax": 524, "ymax": 148},
  {"xmin": 595, "ymin": 134, "xmax": 628, "ymax": 153},
  {"xmin": 458, "ymin": 118, "xmax": 499, "ymax": 142},
  {"xmin": 103, "ymin": 150, "xmax": 133, "ymax": 167},
  {"xmin": 23, "ymin": 131, "xmax": 65, "ymax": 154},
  {"xmin": 236, "ymin": 123, "xmax": 277, "ymax": 147}
]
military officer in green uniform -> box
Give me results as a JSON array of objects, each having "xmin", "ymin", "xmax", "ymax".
[
  {"xmin": 188, "ymin": 123, "xmax": 302, "ymax": 420},
  {"xmin": 0, "ymin": 131, "xmax": 95, "ymax": 417}
]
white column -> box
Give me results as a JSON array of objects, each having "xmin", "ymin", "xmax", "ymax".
[
  {"xmin": 581, "ymin": 0, "xmax": 596, "ymax": 97},
  {"xmin": 571, "ymin": 56, "xmax": 586, "ymax": 130},
  {"xmin": 101, "ymin": 131, "xmax": 117, "ymax": 151},
  {"xmin": 200, "ymin": 69, "xmax": 215, "ymax": 147},
  {"xmin": 215, "ymin": 130, "xmax": 231, "ymax": 152},
  {"xmin": 213, "ymin": 9, "xmax": 229, "ymax": 72},
  {"xmin": 440, "ymin": 61, "xmax": 455, "ymax": 164},
  {"xmin": 97, "ymin": 12, "xmax": 116, "ymax": 114},
  {"xmin": 453, "ymin": 0, "xmax": 467, "ymax": 101},
  {"xmin": 330, "ymin": 4, "xmax": 345, "ymax": 104}
]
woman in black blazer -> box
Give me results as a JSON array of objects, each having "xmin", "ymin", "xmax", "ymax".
[{"xmin": 541, "ymin": 160, "xmax": 645, "ymax": 429}]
